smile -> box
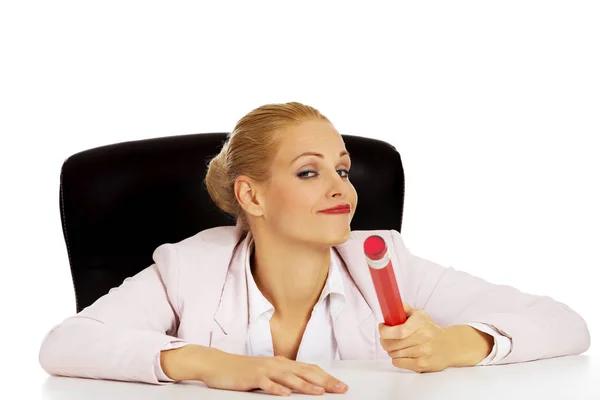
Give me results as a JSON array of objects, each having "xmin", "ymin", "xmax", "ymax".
[{"xmin": 319, "ymin": 208, "xmax": 351, "ymax": 214}]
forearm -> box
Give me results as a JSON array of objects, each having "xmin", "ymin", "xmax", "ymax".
[
  {"xmin": 160, "ymin": 344, "xmax": 225, "ymax": 381},
  {"xmin": 446, "ymin": 324, "xmax": 494, "ymax": 367}
]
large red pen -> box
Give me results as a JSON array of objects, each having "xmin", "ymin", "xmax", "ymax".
[{"xmin": 364, "ymin": 235, "xmax": 407, "ymax": 326}]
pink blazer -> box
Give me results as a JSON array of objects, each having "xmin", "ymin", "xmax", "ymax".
[{"xmin": 39, "ymin": 226, "xmax": 591, "ymax": 384}]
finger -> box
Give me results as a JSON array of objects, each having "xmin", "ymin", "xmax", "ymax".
[
  {"xmin": 273, "ymin": 371, "xmax": 326, "ymax": 395},
  {"xmin": 380, "ymin": 332, "xmax": 422, "ymax": 352},
  {"xmin": 258, "ymin": 376, "xmax": 292, "ymax": 396},
  {"xmin": 388, "ymin": 343, "xmax": 424, "ymax": 359},
  {"xmin": 391, "ymin": 357, "xmax": 429, "ymax": 373},
  {"xmin": 403, "ymin": 302, "xmax": 416, "ymax": 315},
  {"xmin": 296, "ymin": 363, "xmax": 348, "ymax": 394},
  {"xmin": 379, "ymin": 317, "xmax": 422, "ymax": 340}
]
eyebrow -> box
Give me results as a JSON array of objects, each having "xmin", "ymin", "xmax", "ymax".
[{"xmin": 290, "ymin": 150, "xmax": 351, "ymax": 165}]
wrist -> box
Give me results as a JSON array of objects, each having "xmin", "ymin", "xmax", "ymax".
[
  {"xmin": 160, "ymin": 344, "xmax": 226, "ymax": 381},
  {"xmin": 446, "ymin": 325, "xmax": 494, "ymax": 367}
]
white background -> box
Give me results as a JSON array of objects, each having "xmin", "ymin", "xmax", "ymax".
[{"xmin": 0, "ymin": 0, "xmax": 598, "ymax": 390}]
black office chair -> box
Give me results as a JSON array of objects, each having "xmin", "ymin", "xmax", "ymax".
[{"xmin": 59, "ymin": 133, "xmax": 406, "ymax": 312}]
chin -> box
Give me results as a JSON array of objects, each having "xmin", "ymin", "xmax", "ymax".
[
  {"xmin": 321, "ymin": 226, "xmax": 352, "ymax": 246},
  {"xmin": 295, "ymin": 221, "xmax": 352, "ymax": 247}
]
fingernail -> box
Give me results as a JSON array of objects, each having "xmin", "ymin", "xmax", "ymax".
[
  {"xmin": 336, "ymin": 382, "xmax": 347, "ymax": 390},
  {"xmin": 313, "ymin": 386, "xmax": 324, "ymax": 391}
]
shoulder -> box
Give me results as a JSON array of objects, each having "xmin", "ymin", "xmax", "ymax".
[{"xmin": 151, "ymin": 225, "xmax": 242, "ymax": 268}]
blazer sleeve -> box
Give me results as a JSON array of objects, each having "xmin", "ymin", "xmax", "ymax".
[
  {"xmin": 39, "ymin": 243, "xmax": 185, "ymax": 385},
  {"xmin": 389, "ymin": 229, "xmax": 591, "ymax": 364}
]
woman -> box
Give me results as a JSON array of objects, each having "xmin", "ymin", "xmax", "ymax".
[{"xmin": 39, "ymin": 102, "xmax": 590, "ymax": 397}]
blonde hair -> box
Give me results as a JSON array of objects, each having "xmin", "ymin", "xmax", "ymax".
[{"xmin": 204, "ymin": 101, "xmax": 331, "ymax": 232}]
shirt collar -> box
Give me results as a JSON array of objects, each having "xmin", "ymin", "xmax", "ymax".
[{"xmin": 244, "ymin": 231, "xmax": 345, "ymax": 323}]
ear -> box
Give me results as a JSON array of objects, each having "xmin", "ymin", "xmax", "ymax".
[{"xmin": 234, "ymin": 175, "xmax": 265, "ymax": 218}]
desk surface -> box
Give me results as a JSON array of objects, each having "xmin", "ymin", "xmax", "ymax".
[{"xmin": 40, "ymin": 356, "xmax": 600, "ymax": 400}]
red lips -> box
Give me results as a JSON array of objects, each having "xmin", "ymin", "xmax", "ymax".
[{"xmin": 319, "ymin": 204, "xmax": 351, "ymax": 213}]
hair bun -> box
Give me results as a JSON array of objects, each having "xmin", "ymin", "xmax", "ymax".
[{"xmin": 205, "ymin": 149, "xmax": 238, "ymax": 216}]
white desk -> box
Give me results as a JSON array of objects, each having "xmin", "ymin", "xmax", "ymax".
[{"xmin": 40, "ymin": 356, "xmax": 599, "ymax": 399}]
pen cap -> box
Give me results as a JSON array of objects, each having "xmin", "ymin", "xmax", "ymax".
[{"xmin": 364, "ymin": 235, "xmax": 390, "ymax": 269}]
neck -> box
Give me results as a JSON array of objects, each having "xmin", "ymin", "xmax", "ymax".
[{"xmin": 249, "ymin": 230, "xmax": 331, "ymax": 321}]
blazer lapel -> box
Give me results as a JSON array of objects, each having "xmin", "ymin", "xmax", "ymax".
[
  {"xmin": 335, "ymin": 237, "xmax": 385, "ymax": 320},
  {"xmin": 210, "ymin": 231, "xmax": 251, "ymax": 355},
  {"xmin": 332, "ymin": 240, "xmax": 383, "ymax": 360}
]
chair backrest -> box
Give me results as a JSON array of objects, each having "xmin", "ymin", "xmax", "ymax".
[{"xmin": 59, "ymin": 133, "xmax": 405, "ymax": 312}]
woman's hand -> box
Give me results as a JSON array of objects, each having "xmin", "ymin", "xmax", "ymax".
[
  {"xmin": 199, "ymin": 350, "xmax": 349, "ymax": 396},
  {"xmin": 378, "ymin": 303, "xmax": 491, "ymax": 373}
]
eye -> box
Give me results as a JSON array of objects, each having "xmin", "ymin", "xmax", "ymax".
[
  {"xmin": 297, "ymin": 170, "xmax": 317, "ymax": 179},
  {"xmin": 297, "ymin": 169, "xmax": 350, "ymax": 179},
  {"xmin": 338, "ymin": 169, "xmax": 350, "ymax": 178}
]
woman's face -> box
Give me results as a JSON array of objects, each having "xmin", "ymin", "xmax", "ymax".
[{"xmin": 259, "ymin": 119, "xmax": 358, "ymax": 247}]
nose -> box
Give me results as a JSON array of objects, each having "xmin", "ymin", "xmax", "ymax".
[{"xmin": 326, "ymin": 169, "xmax": 348, "ymax": 199}]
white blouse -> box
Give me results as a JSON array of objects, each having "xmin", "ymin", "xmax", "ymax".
[{"xmin": 244, "ymin": 237, "xmax": 345, "ymax": 361}]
